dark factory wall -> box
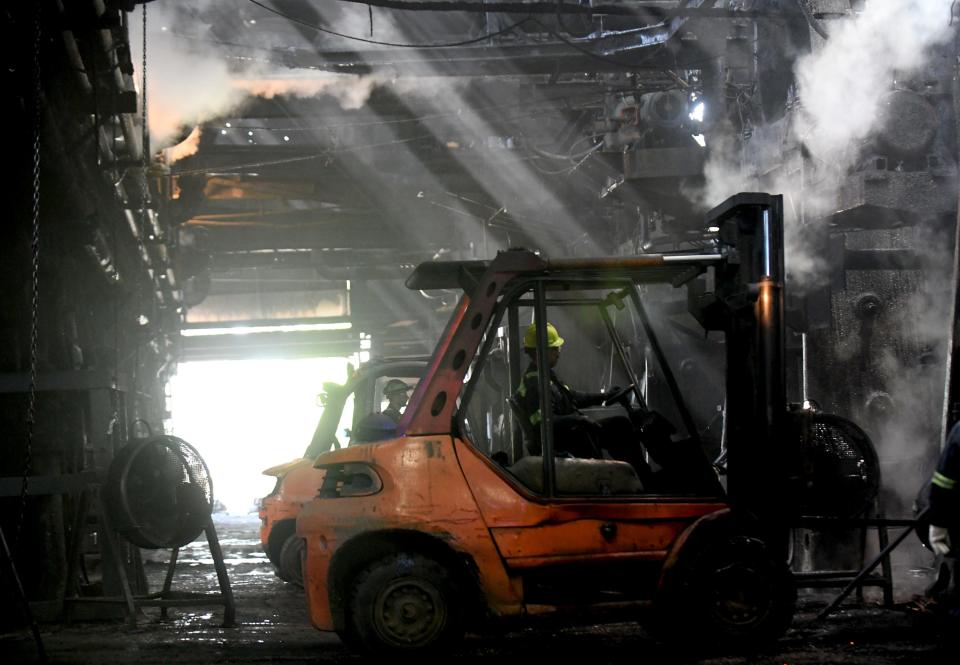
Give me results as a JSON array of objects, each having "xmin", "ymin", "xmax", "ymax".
[{"xmin": 1, "ymin": 2, "xmax": 177, "ymax": 617}]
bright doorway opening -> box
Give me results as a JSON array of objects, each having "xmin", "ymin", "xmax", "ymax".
[{"xmin": 166, "ymin": 356, "xmax": 351, "ymax": 514}]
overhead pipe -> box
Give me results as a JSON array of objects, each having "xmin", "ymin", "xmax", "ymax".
[
  {"xmin": 59, "ymin": 0, "xmax": 177, "ymax": 306},
  {"xmin": 94, "ymin": 0, "xmax": 142, "ymax": 162},
  {"xmin": 58, "ymin": 1, "xmax": 142, "ymax": 163}
]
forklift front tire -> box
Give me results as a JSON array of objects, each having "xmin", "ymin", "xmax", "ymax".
[
  {"xmin": 656, "ymin": 533, "xmax": 796, "ymax": 652},
  {"xmin": 346, "ymin": 551, "xmax": 463, "ymax": 654}
]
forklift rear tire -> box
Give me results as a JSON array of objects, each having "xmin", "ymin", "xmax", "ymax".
[
  {"xmin": 656, "ymin": 533, "xmax": 795, "ymax": 652},
  {"xmin": 278, "ymin": 535, "xmax": 305, "ymax": 587},
  {"xmin": 346, "ymin": 552, "xmax": 462, "ymax": 653}
]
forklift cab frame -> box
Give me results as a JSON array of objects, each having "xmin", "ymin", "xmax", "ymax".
[
  {"xmin": 456, "ymin": 269, "xmax": 721, "ymax": 499},
  {"xmin": 297, "ymin": 194, "xmax": 796, "ymax": 654}
]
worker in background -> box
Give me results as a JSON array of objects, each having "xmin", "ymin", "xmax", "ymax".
[
  {"xmin": 515, "ymin": 322, "xmax": 636, "ymax": 461},
  {"xmin": 925, "ymin": 421, "xmax": 960, "ymax": 621},
  {"xmin": 382, "ymin": 379, "xmax": 413, "ymax": 423},
  {"xmin": 930, "ymin": 422, "xmax": 959, "ymax": 556},
  {"xmin": 350, "ymin": 380, "xmax": 413, "ymax": 443},
  {"xmin": 929, "ymin": 420, "xmax": 960, "ymax": 553}
]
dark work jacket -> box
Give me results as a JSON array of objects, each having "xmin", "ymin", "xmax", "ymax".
[
  {"xmin": 515, "ymin": 364, "xmax": 605, "ymax": 429},
  {"xmin": 383, "ymin": 406, "xmax": 402, "ymax": 423},
  {"xmin": 930, "ymin": 422, "xmax": 960, "ymax": 528}
]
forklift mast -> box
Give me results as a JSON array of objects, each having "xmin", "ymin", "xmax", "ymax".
[{"xmin": 692, "ymin": 193, "xmax": 788, "ymax": 519}]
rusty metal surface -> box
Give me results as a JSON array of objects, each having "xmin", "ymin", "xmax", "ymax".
[
  {"xmin": 258, "ymin": 460, "xmax": 325, "ymax": 554},
  {"xmin": 298, "ymin": 436, "xmax": 521, "ymax": 630},
  {"xmin": 296, "ymin": 430, "xmax": 732, "ymax": 632}
]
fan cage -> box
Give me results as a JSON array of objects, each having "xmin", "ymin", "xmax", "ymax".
[
  {"xmin": 105, "ymin": 435, "xmax": 214, "ymax": 549},
  {"xmin": 789, "ymin": 412, "xmax": 881, "ymax": 519}
]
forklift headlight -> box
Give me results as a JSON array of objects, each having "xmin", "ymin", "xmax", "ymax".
[{"xmin": 316, "ymin": 462, "xmax": 383, "ymax": 498}]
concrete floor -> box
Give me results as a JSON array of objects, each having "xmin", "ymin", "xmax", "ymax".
[{"xmin": 1, "ymin": 515, "xmax": 955, "ymax": 664}]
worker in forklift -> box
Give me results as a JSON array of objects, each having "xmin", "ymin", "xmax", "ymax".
[
  {"xmin": 381, "ymin": 379, "xmax": 413, "ymax": 423},
  {"xmin": 515, "ymin": 322, "xmax": 647, "ymax": 469},
  {"xmin": 350, "ymin": 380, "xmax": 413, "ymax": 443}
]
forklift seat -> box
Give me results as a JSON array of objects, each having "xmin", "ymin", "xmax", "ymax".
[{"xmin": 507, "ymin": 456, "xmax": 643, "ymax": 495}]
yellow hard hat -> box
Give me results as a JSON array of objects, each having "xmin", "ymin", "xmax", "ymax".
[{"xmin": 523, "ymin": 322, "xmax": 564, "ymax": 349}]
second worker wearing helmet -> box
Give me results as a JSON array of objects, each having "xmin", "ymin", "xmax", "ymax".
[{"xmin": 382, "ymin": 379, "xmax": 413, "ymax": 423}]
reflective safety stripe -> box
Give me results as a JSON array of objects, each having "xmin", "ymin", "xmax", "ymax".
[
  {"xmin": 932, "ymin": 471, "xmax": 957, "ymax": 490},
  {"xmin": 518, "ymin": 372, "xmax": 539, "ymax": 398},
  {"xmin": 530, "ymin": 409, "xmax": 542, "ymax": 425}
]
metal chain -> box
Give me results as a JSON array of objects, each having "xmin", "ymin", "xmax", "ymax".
[
  {"xmin": 16, "ymin": 1, "xmax": 43, "ymax": 549},
  {"xmin": 141, "ymin": 1, "xmax": 148, "ymax": 174},
  {"xmin": 130, "ymin": 2, "xmax": 150, "ymax": 428},
  {"xmin": 139, "ymin": 1, "xmax": 150, "ymax": 224},
  {"xmin": 140, "ymin": 2, "xmax": 150, "ymax": 216}
]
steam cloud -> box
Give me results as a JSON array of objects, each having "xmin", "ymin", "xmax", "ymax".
[
  {"xmin": 232, "ymin": 76, "xmax": 382, "ymax": 108},
  {"xmin": 693, "ymin": 0, "xmax": 955, "ymax": 282},
  {"xmin": 129, "ymin": 0, "xmax": 411, "ymax": 148},
  {"xmin": 162, "ymin": 125, "xmax": 202, "ymax": 164},
  {"xmin": 794, "ymin": 0, "xmax": 953, "ymax": 164},
  {"xmin": 687, "ymin": 2, "xmax": 957, "ymax": 532}
]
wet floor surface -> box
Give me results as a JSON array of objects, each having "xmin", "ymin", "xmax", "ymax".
[{"xmin": 2, "ymin": 515, "xmax": 956, "ymax": 664}]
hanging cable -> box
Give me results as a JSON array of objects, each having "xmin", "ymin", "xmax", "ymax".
[
  {"xmin": 336, "ymin": 0, "xmax": 638, "ymax": 16},
  {"xmin": 243, "ymin": 1, "xmax": 688, "ymax": 70},
  {"xmin": 526, "ymin": 140, "xmax": 603, "ymax": 175},
  {"xmin": 525, "ymin": 18, "xmax": 666, "ymax": 70},
  {"xmin": 246, "ymin": 0, "xmax": 534, "ymax": 48},
  {"xmin": 16, "ymin": 0, "xmax": 44, "ymax": 551},
  {"xmin": 231, "ymin": 1, "xmax": 754, "ymax": 73}
]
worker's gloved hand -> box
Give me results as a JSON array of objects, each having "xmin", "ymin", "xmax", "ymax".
[
  {"xmin": 603, "ymin": 385, "xmax": 632, "ymax": 407},
  {"xmin": 929, "ymin": 524, "xmax": 952, "ymax": 556}
]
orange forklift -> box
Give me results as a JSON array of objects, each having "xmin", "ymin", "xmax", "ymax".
[
  {"xmin": 259, "ymin": 358, "xmax": 426, "ymax": 584},
  {"xmin": 297, "ymin": 194, "xmax": 861, "ymax": 653}
]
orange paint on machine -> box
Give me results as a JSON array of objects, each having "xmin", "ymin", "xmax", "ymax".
[
  {"xmin": 259, "ymin": 458, "xmax": 325, "ymax": 584},
  {"xmin": 296, "ymin": 195, "xmax": 874, "ymax": 655},
  {"xmin": 259, "ymin": 358, "xmax": 427, "ymax": 585}
]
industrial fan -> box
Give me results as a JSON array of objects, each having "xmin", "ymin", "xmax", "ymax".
[
  {"xmin": 105, "ymin": 435, "xmax": 213, "ymax": 549},
  {"xmin": 788, "ymin": 411, "xmax": 881, "ymax": 519}
]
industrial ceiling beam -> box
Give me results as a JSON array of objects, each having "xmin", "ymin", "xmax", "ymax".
[
  {"xmin": 259, "ymin": 41, "xmax": 677, "ymax": 76},
  {"xmin": 194, "ymin": 223, "xmax": 446, "ymax": 252},
  {"xmin": 334, "ymin": 0, "xmax": 674, "ymax": 17}
]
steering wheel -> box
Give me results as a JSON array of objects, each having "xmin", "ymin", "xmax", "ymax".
[{"xmin": 602, "ymin": 383, "xmax": 636, "ymax": 407}]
